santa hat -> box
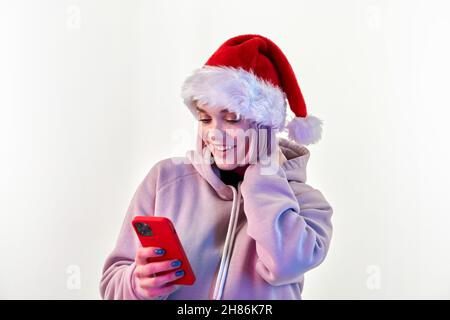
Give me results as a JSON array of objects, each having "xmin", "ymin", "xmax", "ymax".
[{"xmin": 181, "ymin": 34, "xmax": 323, "ymax": 145}]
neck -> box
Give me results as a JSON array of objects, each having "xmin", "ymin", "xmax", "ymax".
[
  {"xmin": 232, "ymin": 164, "xmax": 249, "ymax": 176},
  {"xmin": 213, "ymin": 163, "xmax": 249, "ymax": 177}
]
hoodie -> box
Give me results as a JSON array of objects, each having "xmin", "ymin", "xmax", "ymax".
[{"xmin": 99, "ymin": 137, "xmax": 333, "ymax": 300}]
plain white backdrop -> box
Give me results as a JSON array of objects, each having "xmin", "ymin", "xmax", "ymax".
[{"xmin": 1, "ymin": 0, "xmax": 450, "ymax": 299}]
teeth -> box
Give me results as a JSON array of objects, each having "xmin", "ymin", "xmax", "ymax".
[{"xmin": 213, "ymin": 145, "xmax": 235, "ymax": 151}]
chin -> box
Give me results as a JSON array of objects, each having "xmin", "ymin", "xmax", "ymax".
[
  {"xmin": 213, "ymin": 160, "xmax": 239, "ymax": 171},
  {"xmin": 205, "ymin": 143, "xmax": 248, "ymax": 170}
]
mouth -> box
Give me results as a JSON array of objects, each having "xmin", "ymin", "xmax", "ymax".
[{"xmin": 210, "ymin": 144, "xmax": 236, "ymax": 153}]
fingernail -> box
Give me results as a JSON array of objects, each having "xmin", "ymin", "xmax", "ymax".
[
  {"xmin": 171, "ymin": 260, "xmax": 182, "ymax": 267},
  {"xmin": 175, "ymin": 270, "xmax": 185, "ymax": 277},
  {"xmin": 154, "ymin": 248, "xmax": 165, "ymax": 255}
]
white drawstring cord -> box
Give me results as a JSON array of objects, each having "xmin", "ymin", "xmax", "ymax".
[
  {"xmin": 212, "ymin": 186, "xmax": 237, "ymax": 299},
  {"xmin": 212, "ymin": 182, "xmax": 242, "ymax": 300},
  {"xmin": 216, "ymin": 183, "xmax": 241, "ymax": 299}
]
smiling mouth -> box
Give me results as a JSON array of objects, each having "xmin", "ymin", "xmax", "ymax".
[{"xmin": 211, "ymin": 144, "xmax": 236, "ymax": 152}]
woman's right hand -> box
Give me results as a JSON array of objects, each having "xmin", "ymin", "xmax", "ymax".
[{"xmin": 132, "ymin": 247, "xmax": 185, "ymax": 300}]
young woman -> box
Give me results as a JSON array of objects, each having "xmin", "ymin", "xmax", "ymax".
[{"xmin": 100, "ymin": 34, "xmax": 333, "ymax": 300}]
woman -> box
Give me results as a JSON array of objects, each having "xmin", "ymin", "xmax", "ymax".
[{"xmin": 100, "ymin": 34, "xmax": 333, "ymax": 300}]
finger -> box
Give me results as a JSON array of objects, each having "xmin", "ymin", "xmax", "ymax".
[
  {"xmin": 136, "ymin": 247, "xmax": 165, "ymax": 265},
  {"xmin": 263, "ymin": 126, "xmax": 276, "ymax": 157},
  {"xmin": 138, "ymin": 259, "xmax": 183, "ymax": 278},
  {"xmin": 260, "ymin": 128, "xmax": 279, "ymax": 164},
  {"xmin": 278, "ymin": 148, "xmax": 287, "ymax": 166},
  {"xmin": 138, "ymin": 269, "xmax": 185, "ymax": 289},
  {"xmin": 245, "ymin": 127, "xmax": 259, "ymax": 164}
]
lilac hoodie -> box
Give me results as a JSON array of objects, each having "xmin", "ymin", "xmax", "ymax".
[{"xmin": 99, "ymin": 138, "xmax": 333, "ymax": 300}]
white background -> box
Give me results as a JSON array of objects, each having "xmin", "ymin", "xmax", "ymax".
[{"xmin": 1, "ymin": 0, "xmax": 449, "ymax": 299}]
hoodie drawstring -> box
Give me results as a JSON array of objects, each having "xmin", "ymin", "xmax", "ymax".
[{"xmin": 212, "ymin": 181, "xmax": 242, "ymax": 300}]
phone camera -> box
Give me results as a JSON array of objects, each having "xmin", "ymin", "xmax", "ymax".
[{"xmin": 135, "ymin": 222, "xmax": 153, "ymax": 236}]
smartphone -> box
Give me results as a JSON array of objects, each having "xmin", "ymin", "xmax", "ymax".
[{"xmin": 132, "ymin": 216, "xmax": 196, "ymax": 285}]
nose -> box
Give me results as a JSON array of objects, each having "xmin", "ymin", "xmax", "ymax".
[
  {"xmin": 206, "ymin": 128, "xmax": 227, "ymax": 145},
  {"xmin": 206, "ymin": 129, "xmax": 218, "ymax": 142}
]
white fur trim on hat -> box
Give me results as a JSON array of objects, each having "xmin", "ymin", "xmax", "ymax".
[
  {"xmin": 286, "ymin": 115, "xmax": 323, "ymax": 145},
  {"xmin": 181, "ymin": 65, "xmax": 287, "ymax": 129},
  {"xmin": 181, "ymin": 65, "xmax": 324, "ymax": 145}
]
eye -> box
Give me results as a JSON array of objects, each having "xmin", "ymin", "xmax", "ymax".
[
  {"xmin": 225, "ymin": 114, "xmax": 242, "ymax": 123},
  {"xmin": 225, "ymin": 119, "xmax": 241, "ymax": 123},
  {"xmin": 198, "ymin": 119, "xmax": 211, "ymax": 123}
]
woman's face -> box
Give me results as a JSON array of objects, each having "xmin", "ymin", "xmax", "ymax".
[{"xmin": 195, "ymin": 101, "xmax": 254, "ymax": 171}]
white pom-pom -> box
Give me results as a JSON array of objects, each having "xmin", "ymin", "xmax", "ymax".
[{"xmin": 285, "ymin": 115, "xmax": 323, "ymax": 145}]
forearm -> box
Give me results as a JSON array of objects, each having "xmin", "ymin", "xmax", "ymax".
[{"xmin": 241, "ymin": 164, "xmax": 333, "ymax": 286}]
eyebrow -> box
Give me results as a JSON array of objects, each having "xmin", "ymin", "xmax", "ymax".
[{"xmin": 195, "ymin": 106, "xmax": 232, "ymax": 114}]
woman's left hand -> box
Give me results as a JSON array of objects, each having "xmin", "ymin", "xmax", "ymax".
[
  {"xmin": 277, "ymin": 147, "xmax": 288, "ymax": 167},
  {"xmin": 247, "ymin": 123, "xmax": 288, "ymax": 168}
]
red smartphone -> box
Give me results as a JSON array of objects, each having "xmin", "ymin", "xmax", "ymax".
[{"xmin": 132, "ymin": 216, "xmax": 196, "ymax": 286}]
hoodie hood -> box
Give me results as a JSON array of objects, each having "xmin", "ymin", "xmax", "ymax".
[{"xmin": 185, "ymin": 137, "xmax": 310, "ymax": 200}]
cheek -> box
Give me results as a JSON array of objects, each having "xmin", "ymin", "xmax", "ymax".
[
  {"xmin": 231, "ymin": 123, "xmax": 253, "ymax": 153},
  {"xmin": 198, "ymin": 125, "xmax": 206, "ymax": 139},
  {"xmin": 196, "ymin": 126, "xmax": 208, "ymax": 151},
  {"xmin": 231, "ymin": 134, "xmax": 251, "ymax": 163}
]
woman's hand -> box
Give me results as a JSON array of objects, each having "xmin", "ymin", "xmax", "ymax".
[
  {"xmin": 132, "ymin": 247, "xmax": 185, "ymax": 300},
  {"xmin": 248, "ymin": 124, "xmax": 287, "ymax": 168},
  {"xmin": 277, "ymin": 147, "xmax": 288, "ymax": 167}
]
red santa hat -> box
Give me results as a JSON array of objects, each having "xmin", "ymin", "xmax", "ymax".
[{"xmin": 181, "ymin": 34, "xmax": 323, "ymax": 145}]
